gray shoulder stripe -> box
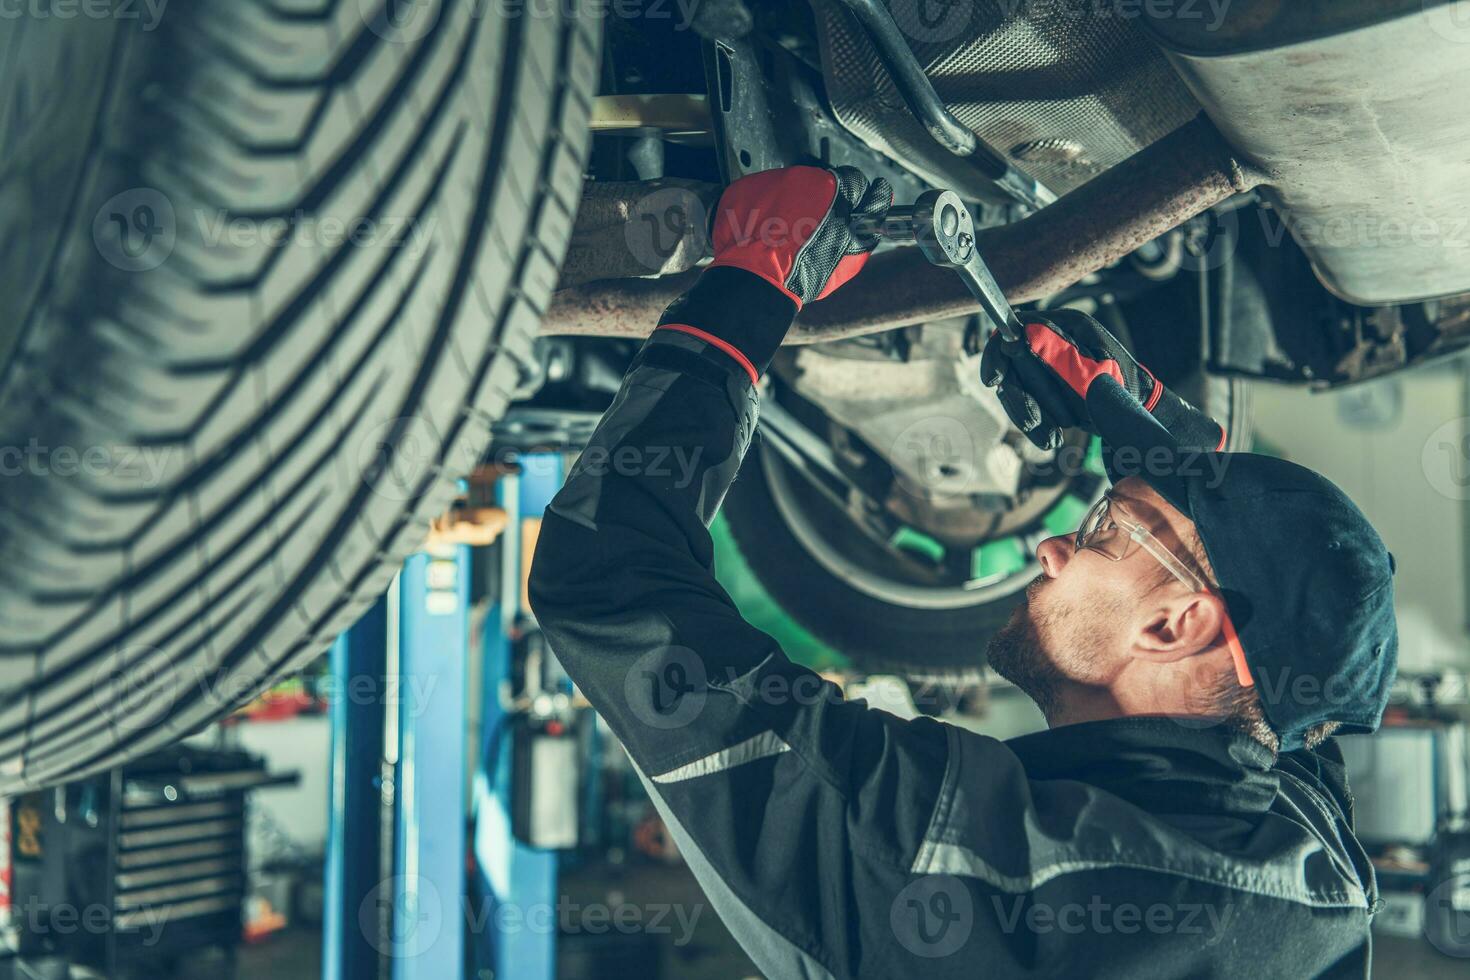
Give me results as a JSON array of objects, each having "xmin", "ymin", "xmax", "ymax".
[
  {"xmin": 630, "ymin": 760, "xmax": 836, "ymax": 980},
  {"xmin": 551, "ymin": 376, "xmax": 673, "ymax": 527},
  {"xmin": 914, "ymin": 839, "xmax": 1368, "ymax": 910},
  {"xmin": 652, "ymin": 730, "xmax": 791, "ymax": 784}
]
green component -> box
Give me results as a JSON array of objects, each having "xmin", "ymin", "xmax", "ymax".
[
  {"xmin": 709, "ymin": 515, "xmax": 851, "ymax": 671},
  {"xmin": 1084, "ymin": 436, "xmax": 1105, "ymax": 476},
  {"xmin": 1043, "ymin": 493, "xmax": 1091, "ymax": 537},
  {"xmin": 1247, "ymin": 434, "xmax": 1278, "ymax": 457},
  {"xmin": 890, "ymin": 526, "xmax": 945, "ymax": 564},
  {"xmin": 972, "ymin": 537, "xmax": 1026, "ymax": 581}
]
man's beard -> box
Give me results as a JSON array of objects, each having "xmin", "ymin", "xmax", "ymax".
[{"xmin": 986, "ymin": 579, "xmax": 1071, "ymax": 717}]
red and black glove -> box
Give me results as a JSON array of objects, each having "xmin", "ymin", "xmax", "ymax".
[
  {"xmin": 705, "ymin": 165, "xmax": 893, "ymax": 307},
  {"xmin": 654, "ymin": 165, "xmax": 892, "ymax": 382},
  {"xmin": 980, "ymin": 309, "xmax": 1226, "ymax": 452}
]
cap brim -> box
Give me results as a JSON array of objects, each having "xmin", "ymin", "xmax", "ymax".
[{"xmin": 1085, "ymin": 375, "xmax": 1193, "ymax": 518}]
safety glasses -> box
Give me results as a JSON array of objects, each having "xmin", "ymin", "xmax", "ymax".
[{"xmin": 1075, "ymin": 494, "xmax": 1206, "ymax": 594}]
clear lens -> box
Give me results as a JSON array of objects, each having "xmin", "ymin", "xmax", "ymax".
[
  {"xmin": 1076, "ymin": 496, "xmax": 1133, "ymax": 561},
  {"xmin": 1073, "ymin": 495, "xmax": 1205, "ymax": 592}
]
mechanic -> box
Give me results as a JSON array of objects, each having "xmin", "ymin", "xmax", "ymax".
[{"xmin": 528, "ymin": 166, "xmax": 1398, "ymax": 978}]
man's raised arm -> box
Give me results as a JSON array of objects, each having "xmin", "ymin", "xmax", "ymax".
[{"xmin": 527, "ymin": 168, "xmax": 969, "ymax": 977}]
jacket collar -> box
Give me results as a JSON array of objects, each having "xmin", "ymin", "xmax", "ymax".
[{"xmin": 1004, "ymin": 717, "xmax": 1281, "ymax": 818}]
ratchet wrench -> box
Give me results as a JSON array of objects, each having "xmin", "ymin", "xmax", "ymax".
[{"xmin": 853, "ymin": 189, "xmax": 1024, "ymax": 343}]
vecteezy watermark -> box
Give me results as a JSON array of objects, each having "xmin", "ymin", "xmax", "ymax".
[
  {"xmin": 1159, "ymin": 202, "xmax": 1470, "ymax": 274},
  {"xmin": 621, "ymin": 654, "xmax": 871, "ymax": 730},
  {"xmin": 1425, "ymin": 870, "xmax": 1470, "ymax": 958},
  {"xmin": 1390, "ymin": 670, "xmax": 1470, "ymax": 709},
  {"xmin": 992, "ymin": 895, "xmax": 1237, "ymax": 938},
  {"xmin": 357, "ymin": 415, "xmax": 448, "ymax": 503},
  {"xmin": 571, "ymin": 443, "xmax": 704, "ymax": 487},
  {"xmin": 93, "ymin": 187, "xmax": 176, "ymax": 272},
  {"xmin": 885, "ymin": 414, "xmax": 1233, "ymax": 506},
  {"xmin": 357, "ymin": 0, "xmax": 715, "ymax": 44},
  {"xmin": 1096, "ymin": 444, "xmax": 1233, "ymax": 488},
  {"xmin": 358, "ymin": 875, "xmax": 705, "ymax": 955},
  {"xmin": 624, "ymin": 185, "xmax": 711, "ymax": 275},
  {"xmin": 0, "ymin": 0, "xmax": 169, "ymax": 30},
  {"xmin": 356, "ymin": 0, "xmax": 441, "ymax": 43},
  {"xmin": 1422, "ymin": 416, "xmax": 1470, "ymax": 500},
  {"xmin": 710, "ymin": 210, "xmax": 825, "ymax": 255},
  {"xmin": 1007, "ymin": 0, "xmax": 1233, "ymax": 30},
  {"xmin": 1248, "ymin": 663, "xmax": 1386, "ymax": 718},
  {"xmin": 0, "ymin": 438, "xmax": 176, "ymax": 486},
  {"xmin": 889, "ymin": 0, "xmax": 1235, "ymax": 45},
  {"xmin": 891, "ymin": 875, "xmax": 974, "ymax": 958},
  {"xmin": 362, "ymin": 875, "xmax": 444, "ymax": 959},
  {"xmin": 886, "ymin": 0, "xmax": 977, "ymax": 45},
  {"xmin": 1425, "ymin": 0, "xmax": 1470, "ymax": 45},
  {"xmin": 620, "ymin": 657, "xmax": 1005, "ymax": 733},
  {"xmin": 314, "ymin": 672, "xmax": 441, "ymax": 714},
  {"xmin": 87, "ymin": 651, "xmax": 450, "ymax": 741},
  {"xmin": 88, "ymin": 645, "xmax": 193, "ymax": 739},
  {"xmin": 94, "ymin": 189, "xmax": 432, "ymax": 272},
  {"xmin": 624, "ymin": 646, "xmax": 707, "ymax": 729},
  {"xmin": 195, "ymin": 209, "xmax": 434, "ymax": 253},
  {"xmin": 464, "ymin": 895, "xmax": 704, "ymax": 946},
  {"xmin": 889, "ymin": 415, "xmax": 980, "ymax": 504},
  {"xmin": 1256, "ymin": 208, "xmax": 1470, "ymax": 253},
  {"xmin": 9, "ymin": 897, "xmax": 170, "ymax": 947},
  {"xmin": 892, "ymin": 877, "xmax": 1237, "ymax": 958},
  {"xmin": 89, "ymin": 651, "xmax": 291, "ymax": 740}
]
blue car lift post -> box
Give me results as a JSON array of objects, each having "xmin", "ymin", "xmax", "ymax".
[
  {"xmin": 324, "ymin": 543, "xmax": 472, "ymax": 979},
  {"xmin": 472, "ymin": 456, "xmax": 565, "ymax": 980},
  {"xmin": 324, "ymin": 454, "xmax": 564, "ymax": 980}
]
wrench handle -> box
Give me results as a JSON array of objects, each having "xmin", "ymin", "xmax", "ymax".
[
  {"xmin": 850, "ymin": 205, "xmax": 920, "ymax": 245},
  {"xmin": 852, "ymin": 191, "xmax": 1023, "ymax": 343}
]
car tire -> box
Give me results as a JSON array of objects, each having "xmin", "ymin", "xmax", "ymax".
[
  {"xmin": 721, "ymin": 443, "xmax": 1022, "ymax": 676},
  {"xmin": 0, "ymin": 0, "xmax": 599, "ymax": 789}
]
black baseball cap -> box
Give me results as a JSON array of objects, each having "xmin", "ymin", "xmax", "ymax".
[{"xmin": 1086, "ymin": 377, "xmax": 1399, "ymax": 751}]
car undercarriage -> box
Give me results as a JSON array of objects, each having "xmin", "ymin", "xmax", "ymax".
[
  {"xmin": 508, "ymin": 0, "xmax": 1470, "ymax": 671},
  {"xmin": 2, "ymin": 0, "xmax": 1469, "ymax": 787},
  {"xmin": 5, "ymin": 5, "xmax": 1470, "ymax": 974}
]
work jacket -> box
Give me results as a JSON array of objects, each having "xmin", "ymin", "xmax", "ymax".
[{"xmin": 528, "ymin": 327, "xmax": 1380, "ymax": 979}]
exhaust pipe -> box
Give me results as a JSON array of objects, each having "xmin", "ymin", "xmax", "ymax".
[{"xmin": 544, "ymin": 116, "xmax": 1262, "ymax": 343}]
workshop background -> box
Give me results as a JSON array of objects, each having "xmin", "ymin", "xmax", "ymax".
[
  {"xmin": 2, "ymin": 370, "xmax": 1466, "ymax": 979},
  {"xmin": 4, "ymin": 1, "xmax": 1470, "ymax": 978}
]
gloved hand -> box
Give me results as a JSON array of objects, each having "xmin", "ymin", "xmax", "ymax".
[
  {"xmin": 979, "ymin": 308, "xmax": 1226, "ymax": 453},
  {"xmin": 707, "ymin": 165, "xmax": 893, "ymax": 308},
  {"xmin": 654, "ymin": 165, "xmax": 893, "ymax": 382}
]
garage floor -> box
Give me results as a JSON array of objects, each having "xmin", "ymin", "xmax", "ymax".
[{"xmin": 218, "ymin": 899, "xmax": 1465, "ymax": 980}]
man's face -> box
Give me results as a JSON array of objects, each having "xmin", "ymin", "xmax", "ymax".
[{"xmin": 987, "ymin": 478, "xmax": 1200, "ymax": 716}]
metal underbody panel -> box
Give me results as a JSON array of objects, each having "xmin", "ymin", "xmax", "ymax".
[
  {"xmin": 1154, "ymin": 6, "xmax": 1470, "ymax": 306},
  {"xmin": 813, "ymin": 0, "xmax": 1470, "ymax": 306},
  {"xmin": 784, "ymin": 329, "xmax": 1022, "ymax": 507},
  {"xmin": 776, "ymin": 323, "xmax": 1064, "ymax": 545},
  {"xmin": 813, "ymin": 0, "xmax": 1202, "ymax": 198}
]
